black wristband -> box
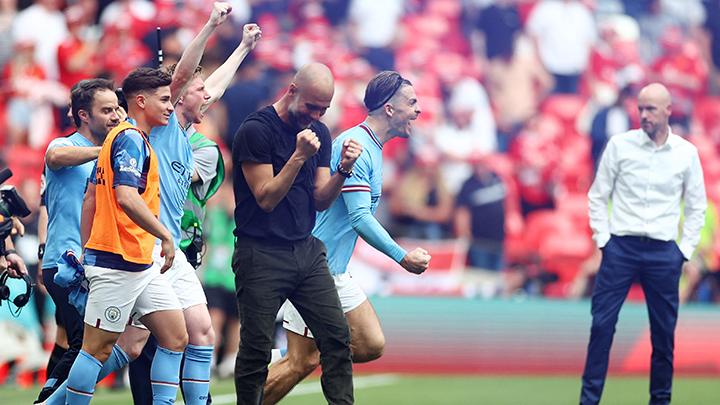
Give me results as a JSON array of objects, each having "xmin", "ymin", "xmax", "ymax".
[
  {"xmin": 336, "ymin": 163, "xmax": 353, "ymax": 178},
  {"xmin": 5, "ymin": 249, "xmax": 17, "ymax": 257},
  {"xmin": 38, "ymin": 243, "xmax": 45, "ymax": 260}
]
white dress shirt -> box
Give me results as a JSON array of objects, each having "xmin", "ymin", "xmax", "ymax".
[{"xmin": 588, "ymin": 128, "xmax": 706, "ymax": 259}]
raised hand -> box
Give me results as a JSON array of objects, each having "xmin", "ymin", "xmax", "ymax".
[
  {"xmin": 339, "ymin": 139, "xmax": 363, "ymax": 172},
  {"xmin": 295, "ymin": 129, "xmax": 321, "ymax": 160},
  {"xmin": 400, "ymin": 247, "xmax": 431, "ymax": 275},
  {"xmin": 241, "ymin": 23, "xmax": 262, "ymax": 50},
  {"xmin": 209, "ymin": 2, "xmax": 232, "ymax": 27}
]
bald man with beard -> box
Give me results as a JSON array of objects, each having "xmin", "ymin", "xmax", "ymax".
[
  {"xmin": 580, "ymin": 83, "xmax": 707, "ymax": 405},
  {"xmin": 231, "ymin": 63, "xmax": 363, "ymax": 404}
]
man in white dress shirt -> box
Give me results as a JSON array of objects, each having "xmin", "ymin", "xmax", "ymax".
[{"xmin": 580, "ymin": 83, "xmax": 706, "ymax": 405}]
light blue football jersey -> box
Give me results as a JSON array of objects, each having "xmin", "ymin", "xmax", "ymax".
[
  {"xmin": 43, "ymin": 132, "xmax": 96, "ymax": 269},
  {"xmin": 148, "ymin": 111, "xmax": 194, "ymax": 248},
  {"xmin": 313, "ymin": 123, "xmax": 384, "ymax": 275}
]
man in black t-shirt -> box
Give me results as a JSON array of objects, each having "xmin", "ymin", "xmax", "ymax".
[
  {"xmin": 231, "ymin": 62, "xmax": 362, "ymax": 404},
  {"xmin": 455, "ymin": 158, "xmax": 507, "ymax": 271}
]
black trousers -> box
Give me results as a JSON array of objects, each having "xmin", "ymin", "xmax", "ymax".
[
  {"xmin": 580, "ymin": 235, "xmax": 684, "ymax": 405},
  {"xmin": 36, "ymin": 267, "xmax": 85, "ymax": 402},
  {"xmin": 233, "ymin": 236, "xmax": 353, "ymax": 404}
]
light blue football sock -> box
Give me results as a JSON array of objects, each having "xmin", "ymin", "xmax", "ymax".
[
  {"xmin": 98, "ymin": 344, "xmax": 130, "ymax": 380},
  {"xmin": 181, "ymin": 345, "xmax": 213, "ymax": 405},
  {"xmin": 45, "ymin": 345, "xmax": 130, "ymax": 405},
  {"xmin": 151, "ymin": 346, "xmax": 183, "ymax": 404},
  {"xmin": 65, "ymin": 350, "xmax": 102, "ymax": 405}
]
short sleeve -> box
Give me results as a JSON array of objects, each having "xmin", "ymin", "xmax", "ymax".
[
  {"xmin": 45, "ymin": 137, "xmax": 74, "ymax": 171},
  {"xmin": 233, "ymin": 119, "xmax": 272, "ymax": 165},
  {"xmin": 110, "ymin": 129, "xmax": 148, "ymax": 188},
  {"xmin": 193, "ymin": 146, "xmax": 219, "ymax": 185},
  {"xmin": 315, "ymin": 124, "xmax": 332, "ymax": 168}
]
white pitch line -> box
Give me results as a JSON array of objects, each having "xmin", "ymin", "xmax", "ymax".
[{"xmin": 177, "ymin": 374, "xmax": 400, "ymax": 405}]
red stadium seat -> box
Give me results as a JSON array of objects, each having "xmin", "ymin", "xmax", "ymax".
[
  {"xmin": 692, "ymin": 96, "xmax": 720, "ymax": 140},
  {"xmin": 541, "ymin": 95, "xmax": 587, "ymax": 137}
]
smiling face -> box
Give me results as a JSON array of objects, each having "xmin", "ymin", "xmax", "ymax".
[
  {"xmin": 287, "ymin": 82, "xmax": 333, "ymax": 130},
  {"xmin": 387, "ymin": 84, "xmax": 421, "ymax": 139},
  {"xmin": 140, "ymin": 85, "xmax": 174, "ymax": 128},
  {"xmin": 84, "ymin": 89, "xmax": 120, "ymax": 140}
]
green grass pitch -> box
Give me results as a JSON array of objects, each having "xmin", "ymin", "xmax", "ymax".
[{"xmin": 1, "ymin": 374, "xmax": 718, "ymax": 404}]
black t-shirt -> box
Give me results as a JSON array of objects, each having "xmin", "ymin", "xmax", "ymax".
[
  {"xmin": 456, "ymin": 172, "xmax": 506, "ymax": 242},
  {"xmin": 232, "ymin": 106, "xmax": 331, "ymax": 241}
]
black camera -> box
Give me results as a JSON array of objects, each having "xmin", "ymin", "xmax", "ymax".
[{"xmin": 0, "ymin": 168, "xmax": 31, "ymax": 255}]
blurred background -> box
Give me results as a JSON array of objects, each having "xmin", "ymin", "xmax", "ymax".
[{"xmin": 2, "ymin": 0, "xmax": 720, "ymax": 403}]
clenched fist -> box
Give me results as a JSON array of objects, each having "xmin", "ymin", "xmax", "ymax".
[
  {"xmin": 241, "ymin": 23, "xmax": 262, "ymax": 50},
  {"xmin": 400, "ymin": 247, "xmax": 431, "ymax": 275},
  {"xmin": 296, "ymin": 129, "xmax": 320, "ymax": 160},
  {"xmin": 339, "ymin": 139, "xmax": 363, "ymax": 173},
  {"xmin": 208, "ymin": 2, "xmax": 232, "ymax": 27}
]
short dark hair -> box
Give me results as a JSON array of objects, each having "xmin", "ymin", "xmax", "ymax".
[
  {"xmin": 364, "ymin": 71, "xmax": 412, "ymax": 112},
  {"xmin": 121, "ymin": 67, "xmax": 173, "ymax": 99},
  {"xmin": 71, "ymin": 78, "xmax": 116, "ymax": 128}
]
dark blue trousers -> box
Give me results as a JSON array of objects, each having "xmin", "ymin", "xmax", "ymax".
[
  {"xmin": 580, "ymin": 235, "xmax": 684, "ymax": 405},
  {"xmin": 129, "ymin": 335, "xmax": 157, "ymax": 405}
]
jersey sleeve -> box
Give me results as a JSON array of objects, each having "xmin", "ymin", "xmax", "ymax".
[
  {"xmin": 45, "ymin": 137, "xmax": 74, "ymax": 171},
  {"xmin": 110, "ymin": 129, "xmax": 148, "ymax": 188},
  {"xmin": 340, "ymin": 146, "xmax": 372, "ymax": 193},
  {"xmin": 343, "ymin": 191, "xmax": 407, "ymax": 263}
]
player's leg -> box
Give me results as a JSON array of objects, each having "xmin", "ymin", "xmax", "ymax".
[
  {"xmin": 61, "ymin": 263, "xmax": 152, "ymax": 405},
  {"xmin": 166, "ymin": 248, "xmax": 215, "ymax": 405},
  {"xmin": 263, "ymin": 302, "xmax": 321, "ymax": 405},
  {"xmin": 42, "ymin": 324, "xmax": 145, "ymax": 405},
  {"xmin": 36, "ymin": 267, "xmax": 86, "ymax": 403},
  {"xmin": 345, "ymin": 300, "xmax": 385, "ymax": 363},
  {"xmin": 182, "ymin": 303, "xmax": 215, "ymax": 404},
  {"xmin": 580, "ymin": 236, "xmax": 639, "ymax": 405},
  {"xmin": 141, "ymin": 309, "xmax": 189, "ymax": 404},
  {"xmin": 288, "ymin": 237, "xmax": 353, "ymax": 405},
  {"xmin": 335, "ymin": 272, "xmax": 384, "ymax": 363},
  {"xmin": 65, "ymin": 325, "xmax": 121, "ymax": 404},
  {"xmin": 639, "ymin": 240, "xmax": 683, "ymax": 405},
  {"xmin": 125, "ymin": 326, "xmax": 157, "ymax": 405},
  {"xmin": 45, "ymin": 323, "xmax": 67, "ymax": 377},
  {"xmin": 133, "ymin": 263, "xmax": 188, "ymax": 405}
]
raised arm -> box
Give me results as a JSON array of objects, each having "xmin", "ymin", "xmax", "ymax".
[
  {"xmin": 170, "ymin": 2, "xmax": 232, "ymax": 104},
  {"xmin": 202, "ymin": 23, "xmax": 262, "ymax": 112}
]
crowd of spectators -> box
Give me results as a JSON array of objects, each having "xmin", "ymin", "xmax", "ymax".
[{"xmin": 3, "ymin": 0, "xmax": 720, "ymax": 311}]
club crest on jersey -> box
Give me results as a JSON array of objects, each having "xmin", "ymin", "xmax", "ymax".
[{"xmin": 105, "ymin": 306, "xmax": 121, "ymax": 323}]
